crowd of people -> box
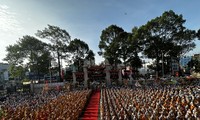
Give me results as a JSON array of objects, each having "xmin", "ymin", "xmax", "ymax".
[
  {"xmin": 0, "ymin": 89, "xmax": 91, "ymax": 119},
  {"xmin": 100, "ymin": 85, "xmax": 200, "ymax": 119},
  {"xmin": 0, "ymin": 79, "xmax": 200, "ymax": 120}
]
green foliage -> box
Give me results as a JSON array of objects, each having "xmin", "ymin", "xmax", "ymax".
[
  {"xmin": 68, "ymin": 38, "xmax": 89, "ymax": 60},
  {"xmin": 4, "ymin": 10, "xmax": 199, "ymax": 80},
  {"xmin": 18, "ymin": 36, "xmax": 51, "ymax": 76},
  {"xmin": 130, "ymin": 55, "xmax": 142, "ymax": 69},
  {"xmin": 85, "ymin": 50, "xmax": 95, "ymax": 61},
  {"xmin": 4, "ymin": 35, "xmax": 51, "ymax": 79},
  {"xmin": 85, "ymin": 50, "xmax": 95, "ymax": 67},
  {"xmin": 9, "ymin": 64, "xmax": 26, "ymax": 80},
  {"xmin": 197, "ymin": 29, "xmax": 200, "ymax": 39},
  {"xmin": 128, "ymin": 27, "xmax": 144, "ymax": 69},
  {"xmin": 3, "ymin": 44, "xmax": 24, "ymax": 65},
  {"xmin": 136, "ymin": 10, "xmax": 196, "ymax": 75},
  {"xmin": 36, "ymin": 24, "xmax": 71, "ymax": 44},
  {"xmin": 191, "ymin": 58, "xmax": 200, "ymax": 73},
  {"xmin": 29, "ymin": 51, "xmax": 51, "ymax": 75},
  {"xmin": 99, "ymin": 25, "xmax": 124, "ymax": 66},
  {"xmin": 36, "ymin": 25, "xmax": 71, "ymax": 81},
  {"xmin": 68, "ymin": 38, "xmax": 94, "ymax": 71},
  {"xmin": 99, "ymin": 25, "xmax": 143, "ymax": 69},
  {"xmin": 36, "ymin": 25, "xmax": 71, "ymax": 58},
  {"xmin": 116, "ymin": 32, "xmax": 132, "ymax": 65},
  {"xmin": 139, "ymin": 10, "xmax": 195, "ymax": 59}
]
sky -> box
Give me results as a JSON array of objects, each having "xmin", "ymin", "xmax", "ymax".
[{"xmin": 0, "ymin": 0, "xmax": 200, "ymax": 65}]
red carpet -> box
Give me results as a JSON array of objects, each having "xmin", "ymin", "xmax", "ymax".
[{"xmin": 81, "ymin": 90, "xmax": 100, "ymax": 120}]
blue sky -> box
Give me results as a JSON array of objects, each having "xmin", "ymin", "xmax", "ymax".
[{"xmin": 0, "ymin": 0, "xmax": 200, "ymax": 65}]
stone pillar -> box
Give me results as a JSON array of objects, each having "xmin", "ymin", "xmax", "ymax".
[
  {"xmin": 83, "ymin": 60, "xmax": 88, "ymax": 88},
  {"xmin": 118, "ymin": 65, "xmax": 122, "ymax": 85},
  {"xmin": 72, "ymin": 65, "xmax": 76, "ymax": 86},
  {"xmin": 105, "ymin": 59, "xmax": 111, "ymax": 86}
]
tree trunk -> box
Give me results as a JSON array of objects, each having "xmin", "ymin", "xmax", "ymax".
[
  {"xmin": 156, "ymin": 50, "xmax": 159, "ymax": 80},
  {"xmin": 37, "ymin": 62, "xmax": 40, "ymax": 81},
  {"xmin": 57, "ymin": 51, "xmax": 62, "ymax": 82}
]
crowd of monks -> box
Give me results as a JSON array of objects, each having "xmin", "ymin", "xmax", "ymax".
[
  {"xmin": 0, "ymin": 90, "xmax": 91, "ymax": 120},
  {"xmin": 0, "ymin": 80, "xmax": 200, "ymax": 120},
  {"xmin": 100, "ymin": 85, "xmax": 200, "ymax": 119}
]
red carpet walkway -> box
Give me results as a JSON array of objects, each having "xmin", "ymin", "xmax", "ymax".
[{"xmin": 81, "ymin": 90, "xmax": 100, "ymax": 120}]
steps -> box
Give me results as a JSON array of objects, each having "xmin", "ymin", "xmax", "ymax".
[{"xmin": 81, "ymin": 90, "xmax": 100, "ymax": 120}]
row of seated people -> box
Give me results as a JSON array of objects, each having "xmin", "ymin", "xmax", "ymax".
[
  {"xmin": 0, "ymin": 89, "xmax": 92, "ymax": 119},
  {"xmin": 100, "ymin": 85, "xmax": 200, "ymax": 120}
]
